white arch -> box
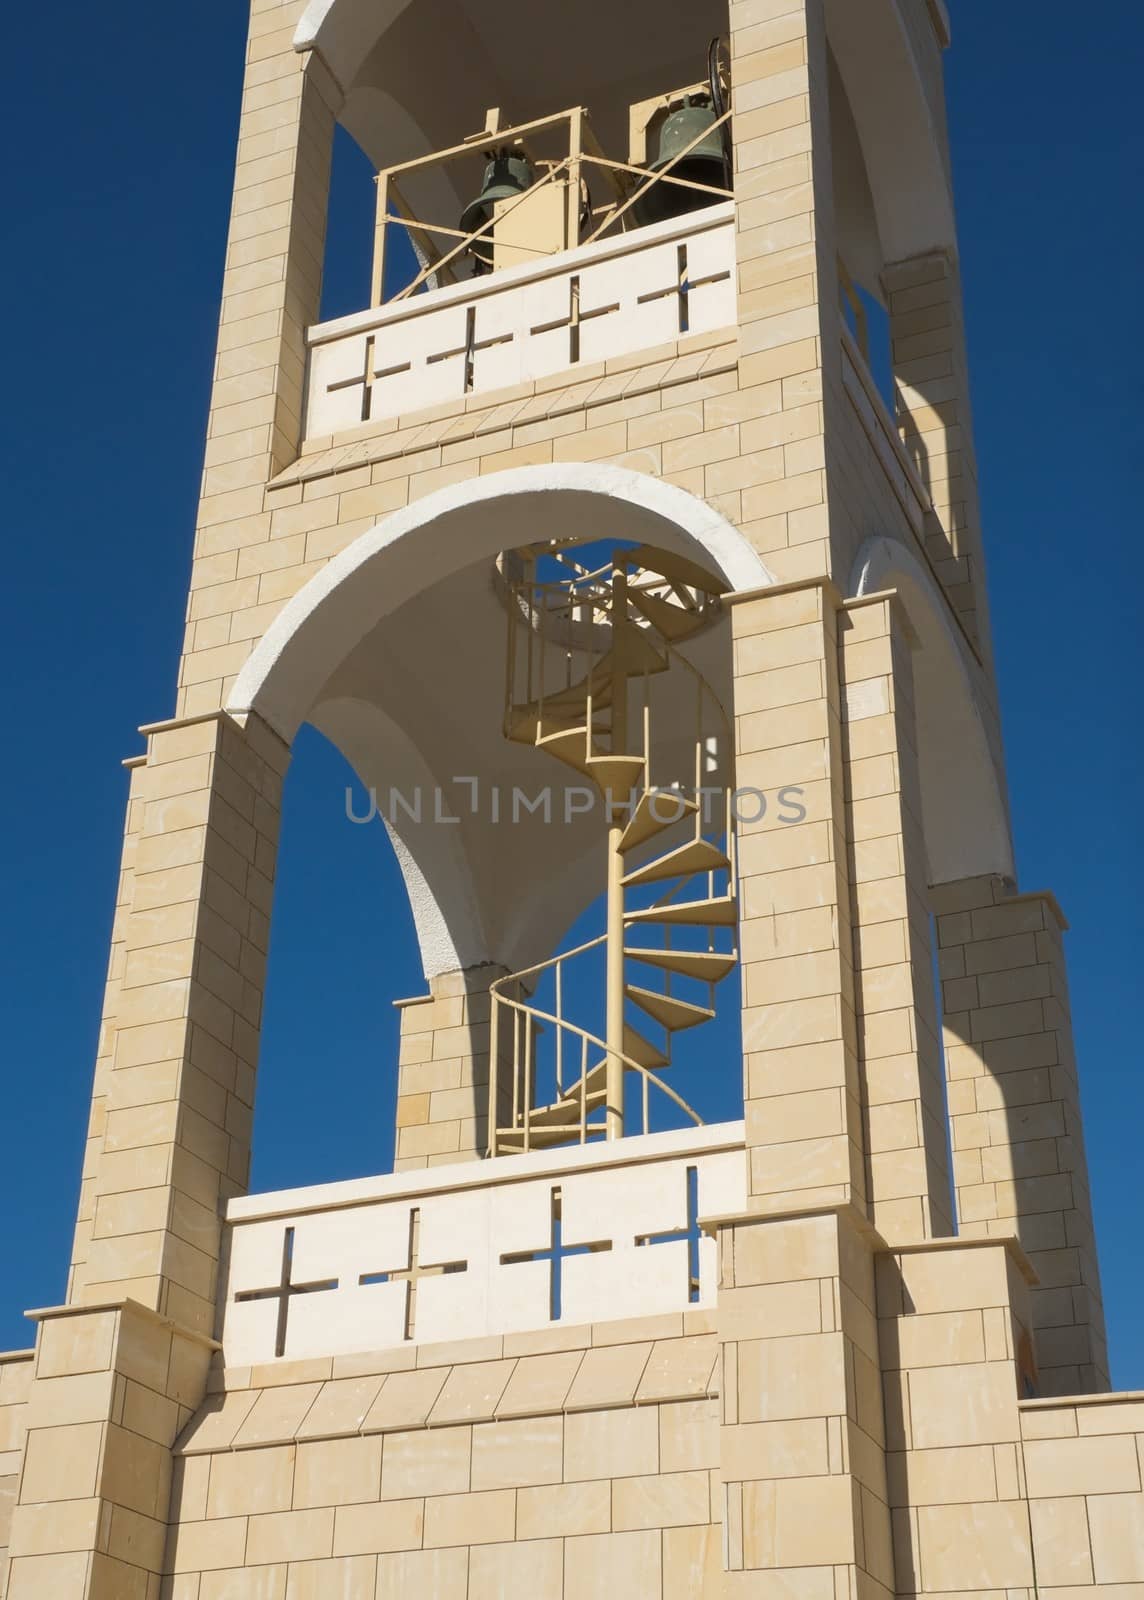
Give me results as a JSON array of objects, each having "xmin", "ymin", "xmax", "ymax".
[
  {"xmin": 824, "ymin": 0, "xmax": 955, "ymax": 261},
  {"xmin": 294, "ymin": 0, "xmax": 415, "ymax": 92},
  {"xmin": 229, "ymin": 463, "xmax": 773, "ymax": 742},
  {"xmin": 851, "ymin": 535, "xmax": 1014, "ymax": 886}
]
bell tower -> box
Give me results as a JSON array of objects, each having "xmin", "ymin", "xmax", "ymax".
[{"xmin": 1, "ymin": 2, "xmax": 1132, "ymax": 1597}]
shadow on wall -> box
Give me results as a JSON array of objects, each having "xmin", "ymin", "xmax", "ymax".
[{"xmin": 931, "ymin": 876, "xmax": 1110, "ymax": 1398}]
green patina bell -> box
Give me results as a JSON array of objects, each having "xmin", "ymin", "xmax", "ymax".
[
  {"xmin": 635, "ymin": 97, "xmax": 727, "ymax": 227},
  {"xmin": 460, "ymin": 152, "xmax": 534, "ymax": 267}
]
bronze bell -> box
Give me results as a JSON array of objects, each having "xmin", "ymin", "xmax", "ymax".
[
  {"xmin": 460, "ymin": 151, "xmax": 534, "ymax": 269},
  {"xmin": 634, "ymin": 97, "xmax": 727, "ymax": 227}
]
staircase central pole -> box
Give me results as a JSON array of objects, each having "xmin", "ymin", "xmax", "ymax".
[{"xmin": 605, "ymin": 565, "xmax": 629, "ymax": 1140}]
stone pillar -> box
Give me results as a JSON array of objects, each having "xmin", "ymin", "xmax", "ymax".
[
  {"xmin": 840, "ymin": 593, "xmax": 954, "ymax": 1242},
  {"xmin": 884, "ymin": 250, "xmax": 991, "ymax": 652},
  {"xmin": 3, "ymin": 1302, "xmax": 213, "ymax": 1600},
  {"xmin": 69, "ymin": 762, "xmax": 149, "ymax": 1300},
  {"xmin": 933, "ymin": 875, "xmax": 1109, "ymax": 1393},
  {"xmin": 878, "ymin": 1238, "xmax": 1037, "ymax": 1596},
  {"xmin": 177, "ymin": 4, "xmax": 340, "ymax": 720},
  {"xmin": 729, "ymin": 580, "xmax": 867, "ymax": 1218},
  {"xmin": 394, "ymin": 965, "xmax": 510, "ymax": 1170},
  {"xmin": 76, "ymin": 711, "xmax": 289, "ymax": 1337},
  {"xmin": 715, "ymin": 1206, "xmax": 895, "ymax": 1598},
  {"xmin": 726, "ymin": 0, "xmax": 838, "ymax": 587},
  {"xmin": 0, "ymin": 1352, "xmax": 34, "ymax": 1595}
]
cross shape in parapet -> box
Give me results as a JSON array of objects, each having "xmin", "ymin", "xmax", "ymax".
[
  {"xmin": 500, "ymin": 1186, "xmax": 612, "ymax": 1321},
  {"xmin": 325, "ymin": 333, "xmax": 390, "ymax": 424},
  {"xmin": 359, "ymin": 1208, "xmax": 468, "ymax": 1341},
  {"xmin": 635, "ymin": 1164, "xmax": 703, "ymax": 1304},
  {"xmin": 427, "ymin": 303, "xmax": 513, "ymax": 393},
  {"xmin": 636, "ymin": 241, "xmax": 731, "ymax": 337},
  {"xmin": 530, "ymin": 273, "xmax": 619, "ymax": 366},
  {"xmin": 234, "ymin": 1225, "xmax": 338, "ymax": 1360}
]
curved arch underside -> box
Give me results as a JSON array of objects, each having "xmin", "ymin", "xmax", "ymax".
[{"xmin": 231, "ymin": 466, "xmax": 769, "ymax": 979}]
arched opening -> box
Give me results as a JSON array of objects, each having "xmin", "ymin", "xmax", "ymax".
[
  {"xmin": 300, "ymin": 0, "xmax": 736, "ymax": 346},
  {"xmin": 232, "ymin": 470, "xmax": 770, "ymax": 1159}
]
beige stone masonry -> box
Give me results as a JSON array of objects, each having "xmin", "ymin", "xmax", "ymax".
[
  {"xmin": 933, "ymin": 874, "xmax": 1109, "ymax": 1394},
  {"xmin": 878, "ymin": 1236, "xmax": 1037, "ymax": 1596},
  {"xmin": 716, "ymin": 1205, "xmax": 895, "ymax": 1599},
  {"xmin": 5, "ymin": 0, "xmax": 1132, "ymax": 1595},
  {"xmin": 840, "ymin": 593, "xmax": 953, "ymax": 1243},
  {"xmin": 728, "ymin": 0, "xmax": 835, "ymax": 590},
  {"xmin": 0, "ymin": 1353, "xmax": 33, "ymax": 1598},
  {"xmin": 164, "ymin": 1315, "xmax": 722, "ymax": 1596},
  {"xmin": 394, "ymin": 966, "xmax": 510, "ymax": 1170},
  {"xmin": 1020, "ymin": 1392, "xmax": 1144, "ymax": 1589},
  {"xmin": 77, "ymin": 712, "xmax": 289, "ymax": 1336},
  {"xmin": 730, "ymin": 579, "xmax": 866, "ymax": 1217},
  {"xmin": 68, "ymin": 762, "xmax": 149, "ymax": 1301},
  {"xmin": 3, "ymin": 1301, "xmax": 214, "ymax": 1600}
]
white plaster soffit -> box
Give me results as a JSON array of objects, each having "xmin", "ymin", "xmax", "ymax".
[
  {"xmin": 227, "ymin": 463, "xmax": 774, "ymax": 741},
  {"xmin": 294, "ymin": 0, "xmax": 417, "ymax": 92}
]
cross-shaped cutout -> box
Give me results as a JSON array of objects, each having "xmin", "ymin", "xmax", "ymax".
[
  {"xmin": 531, "ymin": 274, "xmax": 619, "ymax": 366},
  {"xmin": 637, "ymin": 243, "xmax": 732, "ymax": 337},
  {"xmin": 325, "ymin": 333, "xmax": 400, "ymax": 425},
  {"xmin": 234, "ymin": 1225, "xmax": 339, "ymax": 1359},
  {"xmin": 501, "ymin": 1186, "xmax": 613, "ymax": 1321},
  {"xmin": 635, "ymin": 1165, "xmax": 703, "ymax": 1303},
  {"xmin": 427, "ymin": 304, "xmax": 514, "ymax": 393},
  {"xmin": 359, "ymin": 1208, "xmax": 468, "ymax": 1341}
]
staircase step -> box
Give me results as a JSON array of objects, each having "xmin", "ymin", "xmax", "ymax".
[
  {"xmin": 626, "ymin": 985, "xmax": 715, "ymax": 1033},
  {"xmin": 614, "ymin": 627, "xmax": 670, "ymax": 678},
  {"xmin": 587, "ymin": 754, "xmax": 645, "ymax": 795},
  {"xmin": 626, "ymin": 544, "xmax": 729, "ymax": 597},
  {"xmin": 624, "ymin": 947, "xmax": 737, "ymax": 983},
  {"xmin": 624, "ymin": 1023, "xmax": 669, "ymax": 1071},
  {"xmin": 622, "ymin": 837, "xmax": 730, "ymax": 888},
  {"xmin": 625, "ymin": 897, "xmax": 738, "ymax": 929},
  {"xmin": 534, "ymin": 726, "xmax": 591, "ymax": 774},
  {"xmin": 528, "ymin": 1085, "xmax": 609, "ymax": 1128},
  {"xmin": 509, "ymin": 707, "xmax": 609, "ymax": 744},
  {"xmin": 555, "ymin": 1059, "xmax": 608, "ymax": 1106},
  {"xmin": 496, "ymin": 1123, "xmax": 605, "ymax": 1152},
  {"xmin": 627, "ymin": 585, "xmax": 708, "ymax": 643},
  {"xmin": 619, "ymin": 791, "xmax": 698, "ymax": 854}
]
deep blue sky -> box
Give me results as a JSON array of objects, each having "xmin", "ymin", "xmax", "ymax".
[{"xmin": 1, "ymin": 2, "xmax": 1140, "ymax": 1386}]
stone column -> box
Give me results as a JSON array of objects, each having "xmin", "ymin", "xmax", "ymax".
[
  {"xmin": 177, "ymin": 4, "xmax": 340, "ymax": 720},
  {"xmin": 726, "ymin": 0, "xmax": 838, "ymax": 588},
  {"xmin": 878, "ymin": 1238, "xmax": 1037, "ymax": 1596},
  {"xmin": 729, "ymin": 579, "xmax": 867, "ymax": 1219},
  {"xmin": 715, "ymin": 1205, "xmax": 895, "ymax": 1598},
  {"xmin": 933, "ymin": 875, "xmax": 1109, "ymax": 1393},
  {"xmin": 77, "ymin": 711, "xmax": 289, "ymax": 1337},
  {"xmin": 0, "ymin": 1352, "xmax": 34, "ymax": 1594},
  {"xmin": 840, "ymin": 593, "xmax": 954, "ymax": 1242},
  {"xmin": 69, "ymin": 762, "xmax": 149, "ymax": 1301},
  {"xmin": 3, "ymin": 1302, "xmax": 213, "ymax": 1600},
  {"xmin": 393, "ymin": 965, "xmax": 511, "ymax": 1169}
]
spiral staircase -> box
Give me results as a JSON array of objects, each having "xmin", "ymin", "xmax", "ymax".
[{"xmin": 489, "ymin": 541, "xmax": 739, "ymax": 1154}]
